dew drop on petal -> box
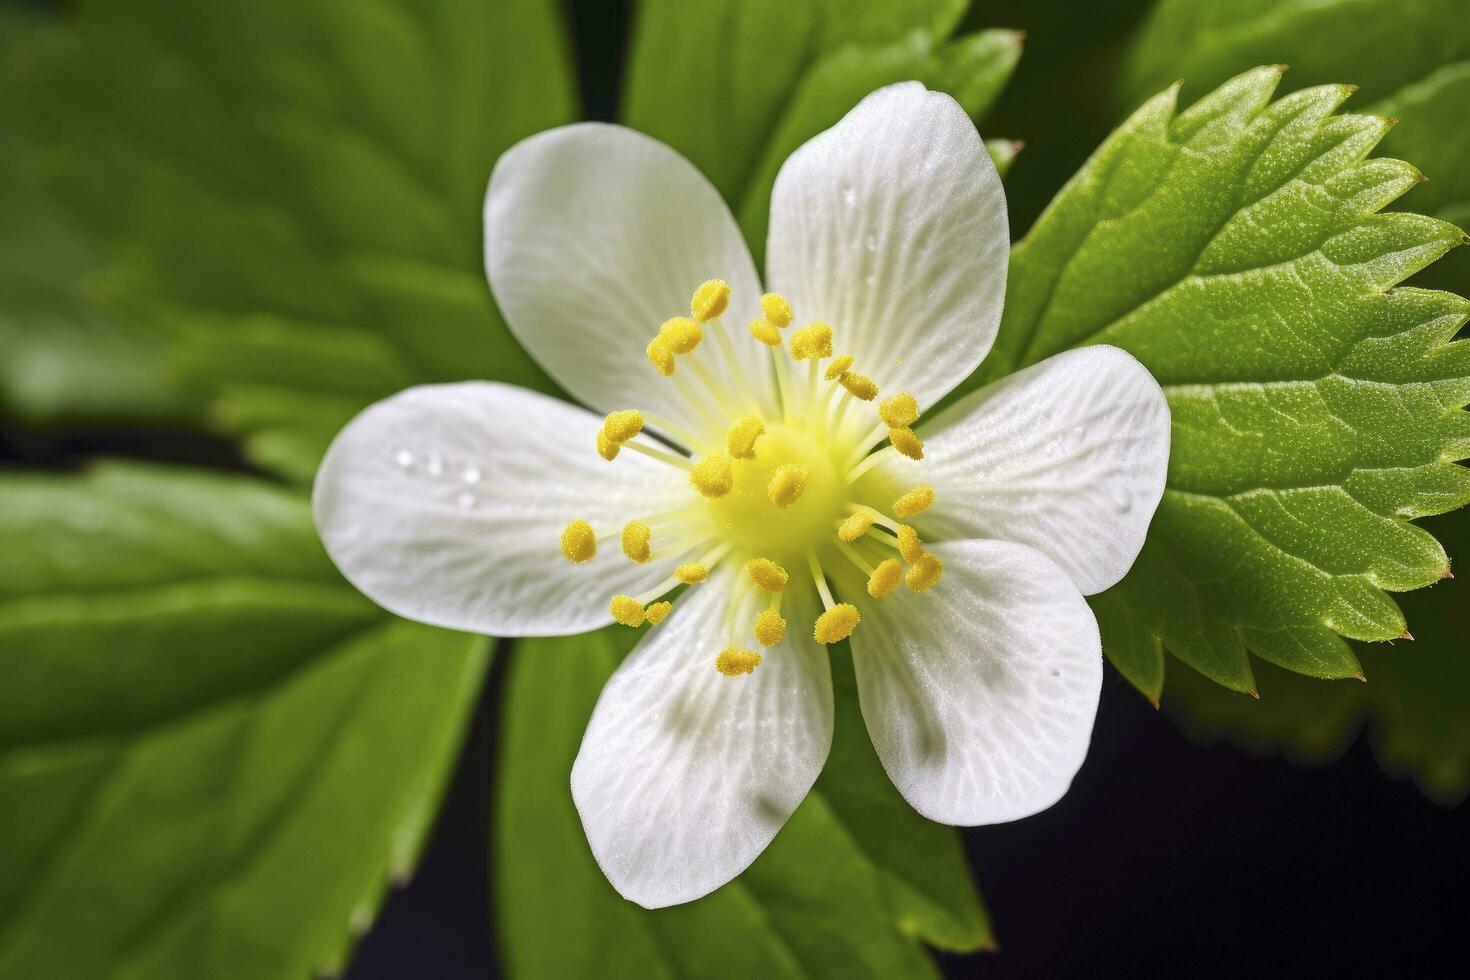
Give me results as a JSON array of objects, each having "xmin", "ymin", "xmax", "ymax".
[
  {"xmin": 457, "ymin": 491, "xmax": 477, "ymax": 510},
  {"xmin": 394, "ymin": 449, "xmax": 414, "ymax": 468},
  {"xmin": 841, "ymin": 184, "xmax": 856, "ymax": 206},
  {"xmin": 425, "ymin": 452, "xmax": 444, "ymax": 476},
  {"xmin": 463, "ymin": 466, "xmax": 482, "ymax": 484},
  {"xmin": 1110, "ymin": 484, "xmax": 1134, "ymax": 514}
]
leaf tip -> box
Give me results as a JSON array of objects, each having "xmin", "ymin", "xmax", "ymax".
[
  {"xmin": 1352, "ymin": 671, "xmax": 1367, "ymax": 683},
  {"xmin": 1271, "ymin": 63, "xmax": 1290, "ymax": 75},
  {"xmin": 1399, "ymin": 630, "xmax": 1414, "ymax": 641},
  {"xmin": 1245, "ymin": 687, "xmax": 1261, "ymax": 700}
]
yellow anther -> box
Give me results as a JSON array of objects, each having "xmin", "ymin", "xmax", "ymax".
[
  {"xmin": 754, "ymin": 608, "xmax": 787, "ymax": 646},
  {"xmin": 906, "ymin": 553, "xmax": 944, "ymax": 592},
  {"xmin": 839, "ymin": 372, "xmax": 879, "ymax": 401},
  {"xmin": 610, "ymin": 594, "xmax": 646, "ymax": 627},
  {"xmin": 813, "ymin": 603, "xmax": 861, "ymax": 644},
  {"xmin": 659, "ymin": 316, "xmax": 703, "ymax": 355},
  {"xmin": 645, "ymin": 600, "xmax": 673, "ymax": 625},
  {"xmin": 621, "ymin": 521, "xmax": 652, "ymax": 563},
  {"xmin": 749, "ymin": 318, "xmax": 783, "ymax": 346},
  {"xmin": 596, "ymin": 431, "xmax": 620, "ymax": 461},
  {"xmin": 560, "ymin": 520, "xmax": 597, "ymax": 564},
  {"xmin": 868, "ymin": 559, "xmax": 904, "ymax": 599},
  {"xmin": 789, "ymin": 322, "xmax": 833, "ymax": 360},
  {"xmin": 676, "ymin": 563, "xmax": 709, "ymax": 584},
  {"xmin": 760, "ymin": 292, "xmax": 793, "ymax": 328},
  {"xmin": 767, "ymin": 463, "xmax": 808, "ymax": 508},
  {"xmin": 838, "ymin": 509, "xmax": 876, "ymax": 542},
  {"xmin": 690, "ymin": 453, "xmax": 734, "ymax": 497},
  {"xmin": 727, "ymin": 414, "xmax": 765, "ymax": 459},
  {"xmin": 646, "ymin": 339, "xmax": 675, "ymax": 376},
  {"xmin": 824, "ymin": 354, "xmax": 854, "ymax": 381},
  {"xmin": 889, "ymin": 426, "xmax": 925, "ymax": 460},
  {"xmin": 897, "ymin": 524, "xmax": 923, "ymax": 563},
  {"xmin": 879, "ymin": 392, "xmax": 920, "ymax": 428},
  {"xmin": 893, "ymin": 484, "xmax": 935, "ymax": 519},
  {"xmin": 601, "ymin": 409, "xmax": 644, "ymax": 444},
  {"xmin": 746, "ymin": 558, "xmax": 789, "ymax": 592},
  {"xmin": 715, "ymin": 648, "xmax": 762, "ymax": 676},
  {"xmin": 691, "ymin": 279, "xmax": 731, "ymax": 322}
]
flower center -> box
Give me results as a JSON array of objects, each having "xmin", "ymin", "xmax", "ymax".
[{"xmin": 708, "ymin": 424, "xmax": 844, "ymax": 564}]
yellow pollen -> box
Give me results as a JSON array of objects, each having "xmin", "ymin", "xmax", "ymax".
[
  {"xmin": 879, "ymin": 392, "xmax": 920, "ymax": 428},
  {"xmin": 690, "ymin": 453, "xmax": 734, "ymax": 497},
  {"xmin": 645, "ymin": 600, "xmax": 673, "ymax": 625},
  {"xmin": 760, "ymin": 292, "xmax": 793, "ymax": 328},
  {"xmin": 560, "ymin": 520, "xmax": 596, "ymax": 563},
  {"xmin": 767, "ymin": 463, "xmax": 808, "ymax": 508},
  {"xmin": 868, "ymin": 559, "xmax": 903, "ymax": 598},
  {"xmin": 746, "ymin": 558, "xmax": 789, "ymax": 592},
  {"xmin": 839, "ymin": 372, "xmax": 879, "ymax": 401},
  {"xmin": 824, "ymin": 355, "xmax": 854, "ymax": 381},
  {"xmin": 897, "ymin": 524, "xmax": 923, "ymax": 563},
  {"xmin": 621, "ymin": 521, "xmax": 652, "ymax": 563},
  {"xmin": 790, "ymin": 322, "xmax": 833, "ymax": 360},
  {"xmin": 889, "ymin": 426, "xmax": 925, "ymax": 460},
  {"xmin": 659, "ymin": 316, "xmax": 703, "ymax": 355},
  {"xmin": 646, "ymin": 339, "xmax": 675, "ymax": 376},
  {"xmin": 813, "ymin": 603, "xmax": 861, "ymax": 644},
  {"xmin": 596, "ymin": 431, "xmax": 620, "ymax": 461},
  {"xmin": 727, "ymin": 414, "xmax": 765, "ymax": 459},
  {"xmin": 754, "ymin": 608, "xmax": 787, "ymax": 646},
  {"xmin": 906, "ymin": 553, "xmax": 944, "ymax": 591},
  {"xmin": 893, "ymin": 484, "xmax": 935, "ymax": 519},
  {"xmin": 601, "ymin": 409, "xmax": 644, "ymax": 444},
  {"xmin": 838, "ymin": 510, "xmax": 876, "ymax": 542},
  {"xmin": 676, "ymin": 563, "xmax": 709, "ymax": 584},
  {"xmin": 691, "ymin": 279, "xmax": 731, "ymax": 322},
  {"xmin": 749, "ymin": 318, "xmax": 783, "ymax": 346},
  {"xmin": 715, "ymin": 648, "xmax": 762, "ymax": 676},
  {"xmin": 610, "ymin": 594, "xmax": 646, "ymax": 627}
]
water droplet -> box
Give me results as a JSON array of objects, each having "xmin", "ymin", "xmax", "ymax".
[
  {"xmin": 457, "ymin": 491, "xmax": 477, "ymax": 510},
  {"xmin": 841, "ymin": 184, "xmax": 857, "ymax": 206},
  {"xmin": 1110, "ymin": 485, "xmax": 1134, "ymax": 514},
  {"xmin": 425, "ymin": 452, "xmax": 444, "ymax": 476},
  {"xmin": 462, "ymin": 466, "xmax": 482, "ymax": 484},
  {"xmin": 394, "ymin": 449, "xmax": 413, "ymax": 468},
  {"xmin": 865, "ymin": 234, "xmax": 878, "ymax": 252}
]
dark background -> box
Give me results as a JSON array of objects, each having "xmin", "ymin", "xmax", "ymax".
[{"xmin": 4, "ymin": 0, "xmax": 1465, "ymax": 976}]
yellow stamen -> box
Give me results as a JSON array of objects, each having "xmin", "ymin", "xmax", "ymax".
[
  {"xmin": 727, "ymin": 414, "xmax": 765, "ymax": 459},
  {"xmin": 621, "ymin": 521, "xmax": 652, "ymax": 563},
  {"xmin": 746, "ymin": 558, "xmax": 789, "ymax": 592},
  {"xmin": 601, "ymin": 409, "xmax": 644, "ymax": 444},
  {"xmin": 889, "ymin": 426, "xmax": 924, "ymax": 460},
  {"xmin": 839, "ymin": 372, "xmax": 879, "ymax": 401},
  {"xmin": 676, "ymin": 563, "xmax": 709, "ymax": 584},
  {"xmin": 645, "ymin": 600, "xmax": 673, "ymax": 625},
  {"xmin": 824, "ymin": 354, "xmax": 854, "ymax": 381},
  {"xmin": 691, "ymin": 279, "xmax": 731, "ymax": 323},
  {"xmin": 753, "ymin": 608, "xmax": 787, "ymax": 646},
  {"xmin": 560, "ymin": 520, "xmax": 596, "ymax": 563},
  {"xmin": 760, "ymin": 292, "xmax": 793, "ymax": 328},
  {"xmin": 749, "ymin": 318, "xmax": 783, "ymax": 346},
  {"xmin": 646, "ymin": 339, "xmax": 675, "ymax": 376},
  {"xmin": 610, "ymin": 594, "xmax": 646, "ymax": 627},
  {"xmin": 879, "ymin": 392, "xmax": 920, "ymax": 428},
  {"xmin": 690, "ymin": 453, "xmax": 734, "ymax": 497},
  {"xmin": 715, "ymin": 648, "xmax": 762, "ymax": 676},
  {"xmin": 813, "ymin": 603, "xmax": 860, "ymax": 644},
  {"xmin": 789, "ymin": 322, "xmax": 833, "ymax": 360},
  {"xmin": 838, "ymin": 509, "xmax": 876, "ymax": 542},
  {"xmin": 767, "ymin": 463, "xmax": 808, "ymax": 508},
  {"xmin": 659, "ymin": 316, "xmax": 703, "ymax": 355},
  {"xmin": 596, "ymin": 431, "xmax": 620, "ymax": 461},
  {"xmin": 893, "ymin": 484, "xmax": 935, "ymax": 519},
  {"xmin": 867, "ymin": 558, "xmax": 904, "ymax": 598},
  {"xmin": 897, "ymin": 524, "xmax": 923, "ymax": 563},
  {"xmin": 906, "ymin": 553, "xmax": 943, "ymax": 591}
]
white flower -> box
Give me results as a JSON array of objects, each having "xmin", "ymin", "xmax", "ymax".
[{"xmin": 313, "ymin": 83, "xmax": 1170, "ymax": 909}]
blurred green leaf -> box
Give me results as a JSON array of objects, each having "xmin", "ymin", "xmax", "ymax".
[
  {"xmin": 0, "ymin": 463, "xmax": 488, "ymax": 978},
  {"xmin": 3, "ymin": 0, "xmax": 577, "ymax": 479},
  {"xmin": 496, "ymin": 630, "xmax": 991, "ymax": 979},
  {"xmin": 959, "ymin": 66, "xmax": 1470, "ymax": 700}
]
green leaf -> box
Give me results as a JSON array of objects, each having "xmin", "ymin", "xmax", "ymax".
[
  {"xmin": 495, "ymin": 630, "xmax": 991, "ymax": 979},
  {"xmin": 0, "ymin": 463, "xmax": 489, "ymax": 978},
  {"xmin": 4, "ymin": 0, "xmax": 577, "ymax": 480},
  {"xmin": 959, "ymin": 66, "xmax": 1470, "ymax": 699}
]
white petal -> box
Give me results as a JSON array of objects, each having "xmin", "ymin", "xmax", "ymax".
[
  {"xmin": 848, "ymin": 540, "xmax": 1101, "ymax": 826},
  {"xmin": 312, "ymin": 382, "xmax": 688, "ymax": 636},
  {"xmin": 485, "ymin": 124, "xmax": 774, "ymax": 443},
  {"xmin": 572, "ymin": 572, "xmax": 832, "ymax": 908},
  {"xmin": 766, "ymin": 82, "xmax": 1008, "ymax": 409},
  {"xmin": 877, "ymin": 345, "xmax": 1171, "ymax": 595}
]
